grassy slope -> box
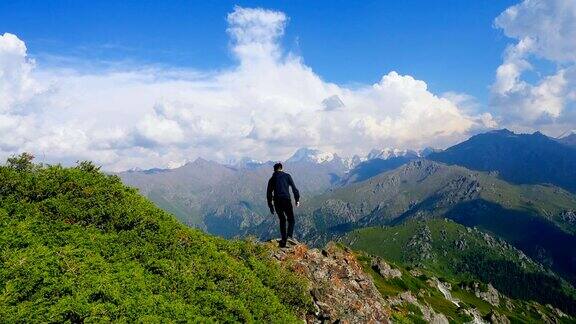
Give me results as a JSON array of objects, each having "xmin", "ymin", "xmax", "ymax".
[
  {"xmin": 342, "ymin": 219, "xmax": 576, "ymax": 316},
  {"xmin": 309, "ymin": 160, "xmax": 576, "ymax": 233},
  {"xmin": 0, "ymin": 159, "xmax": 312, "ymax": 322},
  {"xmin": 301, "ymin": 160, "xmax": 576, "ymax": 285},
  {"xmin": 355, "ymin": 253, "xmax": 574, "ymax": 323}
]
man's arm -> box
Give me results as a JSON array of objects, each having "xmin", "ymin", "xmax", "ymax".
[
  {"xmin": 266, "ymin": 178, "xmax": 275, "ymax": 214},
  {"xmin": 288, "ymin": 174, "xmax": 300, "ymax": 203}
]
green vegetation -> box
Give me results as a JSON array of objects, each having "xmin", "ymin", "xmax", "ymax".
[
  {"xmin": 355, "ymin": 252, "xmax": 574, "ymax": 323},
  {"xmin": 0, "ymin": 155, "xmax": 312, "ymax": 322},
  {"xmin": 342, "ymin": 219, "xmax": 576, "ymax": 316},
  {"xmin": 301, "ymin": 160, "xmax": 576, "ymax": 285}
]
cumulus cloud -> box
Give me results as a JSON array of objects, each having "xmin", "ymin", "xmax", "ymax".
[
  {"xmin": 492, "ymin": 0, "xmax": 576, "ymax": 133},
  {"xmin": 0, "ymin": 33, "xmax": 42, "ymax": 113},
  {"xmin": 0, "ymin": 7, "xmax": 491, "ymax": 171}
]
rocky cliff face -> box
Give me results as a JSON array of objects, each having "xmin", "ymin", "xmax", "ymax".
[{"xmin": 270, "ymin": 242, "xmax": 390, "ymax": 323}]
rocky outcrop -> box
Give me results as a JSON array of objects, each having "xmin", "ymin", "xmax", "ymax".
[
  {"xmin": 406, "ymin": 225, "xmax": 434, "ymax": 263},
  {"xmin": 387, "ymin": 291, "xmax": 448, "ymax": 324},
  {"xmin": 371, "ymin": 257, "xmax": 402, "ymax": 279},
  {"xmin": 272, "ymin": 242, "xmax": 389, "ymax": 323},
  {"xmin": 461, "ymin": 282, "xmax": 501, "ymax": 307},
  {"xmin": 487, "ymin": 311, "xmax": 511, "ymax": 324}
]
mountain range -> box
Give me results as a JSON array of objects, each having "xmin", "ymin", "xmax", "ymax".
[
  {"xmin": 428, "ymin": 129, "xmax": 576, "ymax": 193},
  {"xmin": 2, "ymin": 157, "xmax": 572, "ymax": 322},
  {"xmin": 116, "ymin": 129, "xmax": 576, "ymax": 317},
  {"xmin": 118, "ymin": 145, "xmax": 430, "ymax": 234}
]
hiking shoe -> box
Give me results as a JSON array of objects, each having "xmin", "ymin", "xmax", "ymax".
[{"xmin": 278, "ymin": 241, "xmax": 287, "ymax": 248}]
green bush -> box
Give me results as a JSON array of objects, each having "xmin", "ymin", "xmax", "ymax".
[{"xmin": 0, "ymin": 155, "xmax": 312, "ymax": 322}]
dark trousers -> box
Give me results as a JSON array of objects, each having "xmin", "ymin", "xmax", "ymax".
[{"xmin": 274, "ymin": 198, "xmax": 294, "ymax": 243}]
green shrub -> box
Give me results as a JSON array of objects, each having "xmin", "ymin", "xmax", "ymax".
[{"xmin": 0, "ymin": 155, "xmax": 312, "ymax": 322}]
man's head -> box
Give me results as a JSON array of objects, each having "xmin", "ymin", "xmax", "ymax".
[{"xmin": 273, "ymin": 162, "xmax": 283, "ymax": 172}]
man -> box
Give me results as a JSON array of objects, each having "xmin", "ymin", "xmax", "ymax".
[{"xmin": 267, "ymin": 162, "xmax": 300, "ymax": 248}]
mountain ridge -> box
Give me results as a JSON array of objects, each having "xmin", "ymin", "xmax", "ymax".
[{"xmin": 428, "ymin": 128, "xmax": 576, "ymax": 193}]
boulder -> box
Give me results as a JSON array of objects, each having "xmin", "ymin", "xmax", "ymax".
[{"xmin": 371, "ymin": 257, "xmax": 402, "ymax": 279}]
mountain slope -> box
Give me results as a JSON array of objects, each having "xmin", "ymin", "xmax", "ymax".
[
  {"xmin": 339, "ymin": 156, "xmax": 416, "ymax": 185},
  {"xmin": 339, "ymin": 147, "xmax": 439, "ymax": 185},
  {"xmin": 118, "ymin": 158, "xmax": 348, "ymax": 238},
  {"xmin": 341, "ymin": 219, "xmax": 576, "ymax": 316},
  {"xmin": 428, "ymin": 129, "xmax": 576, "ymax": 192},
  {"xmin": 558, "ymin": 132, "xmax": 576, "ymax": 148},
  {"xmin": 0, "ymin": 157, "xmax": 312, "ymax": 322},
  {"xmin": 293, "ymin": 160, "xmax": 576, "ymax": 285},
  {"xmin": 119, "ymin": 158, "xmax": 236, "ymax": 227}
]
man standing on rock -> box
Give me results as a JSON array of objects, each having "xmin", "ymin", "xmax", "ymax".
[{"xmin": 267, "ymin": 162, "xmax": 300, "ymax": 248}]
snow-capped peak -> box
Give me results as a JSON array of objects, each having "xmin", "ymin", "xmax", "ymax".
[
  {"xmin": 366, "ymin": 148, "xmax": 419, "ymax": 160},
  {"xmin": 287, "ymin": 148, "xmax": 336, "ymax": 164},
  {"xmin": 226, "ymin": 157, "xmax": 266, "ymax": 169}
]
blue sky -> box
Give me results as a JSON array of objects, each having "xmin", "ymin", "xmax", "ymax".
[
  {"xmin": 0, "ymin": 0, "xmax": 574, "ymax": 170},
  {"xmin": 1, "ymin": 0, "xmax": 517, "ymax": 104}
]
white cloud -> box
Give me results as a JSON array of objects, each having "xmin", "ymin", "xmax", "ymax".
[
  {"xmin": 495, "ymin": 0, "xmax": 576, "ymax": 63},
  {"xmin": 0, "ymin": 33, "xmax": 42, "ymax": 113},
  {"xmin": 0, "ymin": 7, "xmax": 491, "ymax": 171},
  {"xmin": 227, "ymin": 6, "xmax": 287, "ymax": 62},
  {"xmin": 492, "ymin": 0, "xmax": 576, "ymax": 132}
]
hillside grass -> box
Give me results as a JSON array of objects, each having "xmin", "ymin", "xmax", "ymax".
[
  {"xmin": 343, "ymin": 219, "xmax": 576, "ymax": 316},
  {"xmin": 0, "ymin": 155, "xmax": 313, "ymax": 322},
  {"xmin": 356, "ymin": 252, "xmax": 574, "ymax": 323}
]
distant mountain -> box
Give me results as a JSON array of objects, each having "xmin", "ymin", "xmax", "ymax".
[
  {"xmin": 342, "ymin": 219, "xmax": 576, "ymax": 316},
  {"xmin": 230, "ymin": 157, "xmax": 267, "ymax": 170},
  {"xmin": 118, "ymin": 155, "xmax": 349, "ymax": 237},
  {"xmin": 366, "ymin": 148, "xmax": 419, "ymax": 160},
  {"xmin": 119, "ymin": 158, "xmax": 237, "ymax": 227},
  {"xmin": 118, "ymin": 146, "xmax": 434, "ymax": 236},
  {"xmin": 340, "ymin": 156, "xmax": 416, "ymax": 185},
  {"xmin": 286, "ymin": 147, "xmax": 362, "ymax": 170},
  {"xmin": 558, "ymin": 130, "xmax": 576, "ymax": 148},
  {"xmin": 286, "ymin": 147, "xmax": 338, "ymax": 164},
  {"xmin": 341, "ymin": 147, "xmax": 438, "ymax": 185},
  {"xmin": 428, "ymin": 129, "xmax": 576, "ymax": 193}
]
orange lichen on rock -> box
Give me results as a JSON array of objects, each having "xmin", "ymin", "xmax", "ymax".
[{"xmin": 272, "ymin": 241, "xmax": 390, "ymax": 323}]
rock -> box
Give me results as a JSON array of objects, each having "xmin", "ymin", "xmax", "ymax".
[
  {"xmin": 481, "ymin": 284, "xmax": 501, "ymax": 307},
  {"xmin": 482, "ymin": 233, "xmax": 497, "ymax": 247},
  {"xmin": 409, "ymin": 268, "xmax": 423, "ymax": 277},
  {"xmin": 272, "ymin": 241, "xmax": 390, "ymax": 323},
  {"xmin": 546, "ymin": 304, "xmax": 568, "ymax": 319},
  {"xmin": 454, "ymin": 238, "xmax": 467, "ymax": 250},
  {"xmin": 371, "ymin": 257, "xmax": 402, "ymax": 279},
  {"xmin": 429, "ymin": 278, "xmax": 459, "ymax": 307},
  {"xmin": 389, "ymin": 291, "xmax": 448, "ymax": 324},
  {"xmin": 462, "ymin": 308, "xmax": 489, "ymax": 324},
  {"xmin": 419, "ymin": 304, "xmax": 449, "ymax": 324},
  {"xmin": 488, "ymin": 311, "xmax": 511, "ymax": 324},
  {"xmin": 462, "ymin": 282, "xmax": 500, "ymax": 307}
]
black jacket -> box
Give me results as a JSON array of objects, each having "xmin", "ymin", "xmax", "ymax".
[{"xmin": 267, "ymin": 171, "xmax": 300, "ymax": 209}]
